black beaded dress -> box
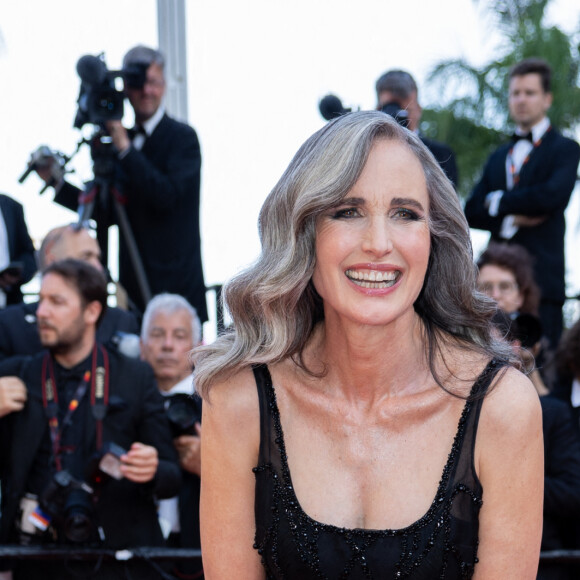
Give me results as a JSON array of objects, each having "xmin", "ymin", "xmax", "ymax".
[{"xmin": 252, "ymin": 360, "xmax": 504, "ymax": 580}]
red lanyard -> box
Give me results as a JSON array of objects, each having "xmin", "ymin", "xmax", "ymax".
[
  {"xmin": 41, "ymin": 344, "xmax": 109, "ymax": 471},
  {"xmin": 508, "ymin": 126, "xmax": 551, "ymax": 185}
]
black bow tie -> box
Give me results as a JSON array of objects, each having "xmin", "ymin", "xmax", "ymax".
[
  {"xmin": 128, "ymin": 125, "xmax": 146, "ymax": 140},
  {"xmin": 512, "ymin": 132, "xmax": 533, "ymax": 143}
]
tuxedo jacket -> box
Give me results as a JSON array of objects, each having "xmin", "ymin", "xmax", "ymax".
[
  {"xmin": 464, "ymin": 128, "xmax": 580, "ymax": 302},
  {"xmin": 420, "ymin": 136, "xmax": 458, "ymax": 187},
  {"xmin": 0, "ymin": 301, "xmax": 138, "ymax": 362},
  {"xmin": 0, "ymin": 347, "xmax": 181, "ymax": 548},
  {"xmin": 0, "ymin": 194, "xmax": 36, "ymax": 306},
  {"xmin": 55, "ymin": 114, "xmax": 208, "ymax": 321}
]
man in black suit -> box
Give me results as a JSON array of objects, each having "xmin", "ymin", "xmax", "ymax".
[
  {"xmin": 0, "ymin": 193, "xmax": 36, "ymax": 308},
  {"xmin": 0, "ymin": 260, "xmax": 181, "ymax": 579},
  {"xmin": 40, "ymin": 45, "xmax": 208, "ymax": 325},
  {"xmin": 375, "ymin": 69, "xmax": 458, "ymax": 186},
  {"xmin": 140, "ymin": 293, "xmax": 203, "ymax": 578},
  {"xmin": 464, "ymin": 58, "xmax": 580, "ymax": 348},
  {"xmin": 0, "ymin": 224, "xmax": 138, "ymax": 363}
]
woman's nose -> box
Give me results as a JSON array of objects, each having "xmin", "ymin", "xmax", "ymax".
[{"xmin": 361, "ymin": 218, "xmax": 393, "ymax": 257}]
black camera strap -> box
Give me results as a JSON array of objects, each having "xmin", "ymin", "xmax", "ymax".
[{"xmin": 41, "ymin": 343, "xmax": 110, "ymax": 471}]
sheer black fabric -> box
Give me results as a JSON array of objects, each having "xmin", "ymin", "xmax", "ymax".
[{"xmin": 252, "ymin": 360, "xmax": 504, "ymax": 579}]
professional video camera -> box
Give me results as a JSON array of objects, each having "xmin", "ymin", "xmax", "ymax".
[
  {"xmin": 19, "ymin": 51, "xmax": 154, "ymax": 306},
  {"xmin": 317, "ymin": 93, "xmax": 410, "ymax": 128},
  {"xmin": 165, "ymin": 393, "xmax": 202, "ymax": 438},
  {"xmin": 379, "ymin": 101, "xmax": 410, "ymax": 128},
  {"xmin": 73, "ymin": 53, "xmax": 147, "ymax": 129},
  {"xmin": 18, "ymin": 52, "xmax": 146, "ymax": 192}
]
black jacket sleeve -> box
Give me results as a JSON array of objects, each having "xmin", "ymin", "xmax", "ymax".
[{"xmin": 542, "ymin": 396, "xmax": 580, "ymax": 518}]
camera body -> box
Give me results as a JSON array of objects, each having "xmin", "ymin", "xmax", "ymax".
[
  {"xmin": 39, "ymin": 470, "xmax": 97, "ymax": 544},
  {"xmin": 165, "ymin": 393, "xmax": 202, "ymax": 438},
  {"xmin": 19, "ymin": 442, "xmax": 128, "ymax": 545},
  {"xmin": 74, "ymin": 53, "xmax": 147, "ymax": 129},
  {"xmin": 379, "ymin": 101, "xmax": 410, "ymax": 128}
]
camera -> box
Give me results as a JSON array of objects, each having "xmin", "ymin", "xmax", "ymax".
[
  {"xmin": 379, "ymin": 101, "xmax": 410, "ymax": 128},
  {"xmin": 165, "ymin": 393, "xmax": 202, "ymax": 438},
  {"xmin": 21, "ymin": 442, "xmax": 128, "ymax": 544},
  {"xmin": 39, "ymin": 470, "xmax": 97, "ymax": 544},
  {"xmin": 73, "ymin": 53, "xmax": 147, "ymax": 129}
]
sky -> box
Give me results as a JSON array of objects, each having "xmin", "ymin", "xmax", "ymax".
[{"xmin": 1, "ymin": 0, "xmax": 579, "ymax": 335}]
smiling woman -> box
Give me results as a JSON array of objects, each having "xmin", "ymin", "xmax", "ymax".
[
  {"xmin": 312, "ymin": 140, "xmax": 430, "ymax": 328},
  {"xmin": 194, "ymin": 111, "xmax": 543, "ymax": 579}
]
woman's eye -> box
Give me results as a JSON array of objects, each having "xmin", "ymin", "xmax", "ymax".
[
  {"xmin": 392, "ymin": 208, "xmax": 418, "ymax": 220},
  {"xmin": 332, "ymin": 208, "xmax": 359, "ymax": 219}
]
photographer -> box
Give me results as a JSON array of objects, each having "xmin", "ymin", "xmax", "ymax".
[
  {"xmin": 140, "ymin": 293, "xmax": 203, "ymax": 579},
  {"xmin": 0, "ymin": 260, "xmax": 181, "ymax": 579},
  {"xmin": 375, "ymin": 69, "xmax": 458, "ymax": 186},
  {"xmin": 0, "ymin": 224, "xmax": 138, "ymax": 363},
  {"xmin": 38, "ymin": 45, "xmax": 208, "ymax": 325}
]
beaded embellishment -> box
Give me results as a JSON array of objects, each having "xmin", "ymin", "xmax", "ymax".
[{"xmin": 253, "ymin": 361, "xmax": 501, "ymax": 579}]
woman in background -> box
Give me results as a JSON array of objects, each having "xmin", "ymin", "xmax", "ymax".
[{"xmin": 477, "ymin": 241, "xmax": 540, "ymax": 318}]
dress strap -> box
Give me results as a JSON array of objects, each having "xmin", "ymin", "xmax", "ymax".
[
  {"xmin": 252, "ymin": 364, "xmax": 275, "ymax": 466},
  {"xmin": 469, "ymin": 358, "xmax": 507, "ymax": 401},
  {"xmin": 451, "ymin": 358, "xmax": 508, "ymax": 491}
]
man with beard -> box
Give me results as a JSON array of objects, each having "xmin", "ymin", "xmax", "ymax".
[
  {"xmin": 0, "ymin": 260, "xmax": 180, "ymax": 579},
  {"xmin": 0, "ymin": 223, "xmax": 138, "ymax": 364}
]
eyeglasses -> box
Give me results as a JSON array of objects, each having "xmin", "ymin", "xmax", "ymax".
[{"xmin": 477, "ymin": 281, "xmax": 519, "ymax": 295}]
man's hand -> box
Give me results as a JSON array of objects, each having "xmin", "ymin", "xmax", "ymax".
[
  {"xmin": 0, "ymin": 377, "xmax": 27, "ymax": 418},
  {"xmin": 512, "ymin": 214, "xmax": 548, "ymax": 228},
  {"xmin": 105, "ymin": 120, "xmax": 131, "ymax": 154},
  {"xmin": 174, "ymin": 422, "xmax": 202, "ymax": 476},
  {"xmin": 120, "ymin": 442, "xmax": 158, "ymax": 483}
]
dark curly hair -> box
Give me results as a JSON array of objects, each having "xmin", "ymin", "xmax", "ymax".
[{"xmin": 477, "ymin": 242, "xmax": 540, "ymax": 316}]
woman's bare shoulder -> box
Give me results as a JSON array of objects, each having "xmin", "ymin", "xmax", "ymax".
[
  {"xmin": 203, "ymin": 365, "xmax": 261, "ymax": 424},
  {"xmin": 476, "ymin": 365, "xmax": 542, "ymax": 461},
  {"xmin": 482, "ymin": 365, "xmax": 541, "ymax": 426}
]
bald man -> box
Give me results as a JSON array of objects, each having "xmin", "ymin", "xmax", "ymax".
[{"xmin": 0, "ymin": 224, "xmax": 138, "ymax": 363}]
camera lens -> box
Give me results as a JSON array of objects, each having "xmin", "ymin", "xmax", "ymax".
[
  {"xmin": 165, "ymin": 394, "xmax": 201, "ymax": 437},
  {"xmin": 64, "ymin": 489, "xmax": 95, "ymax": 543}
]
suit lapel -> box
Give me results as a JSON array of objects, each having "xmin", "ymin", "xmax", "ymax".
[
  {"xmin": 514, "ymin": 128, "xmax": 555, "ymax": 187},
  {"xmin": 141, "ymin": 113, "xmax": 168, "ymax": 156}
]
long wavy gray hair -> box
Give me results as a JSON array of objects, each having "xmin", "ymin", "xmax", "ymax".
[{"xmin": 194, "ymin": 111, "xmax": 508, "ymax": 397}]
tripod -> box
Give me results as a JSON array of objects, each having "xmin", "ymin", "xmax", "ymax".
[{"xmin": 77, "ymin": 132, "xmax": 152, "ymax": 309}]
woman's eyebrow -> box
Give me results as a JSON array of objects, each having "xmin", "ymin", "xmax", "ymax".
[
  {"xmin": 334, "ymin": 197, "xmax": 365, "ymax": 206},
  {"xmin": 390, "ymin": 197, "xmax": 425, "ymax": 211}
]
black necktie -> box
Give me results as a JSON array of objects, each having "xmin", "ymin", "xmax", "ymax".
[{"xmin": 512, "ymin": 132, "xmax": 533, "ymax": 143}]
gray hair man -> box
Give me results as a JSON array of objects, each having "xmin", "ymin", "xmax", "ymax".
[{"xmin": 140, "ymin": 293, "xmax": 203, "ymax": 578}]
